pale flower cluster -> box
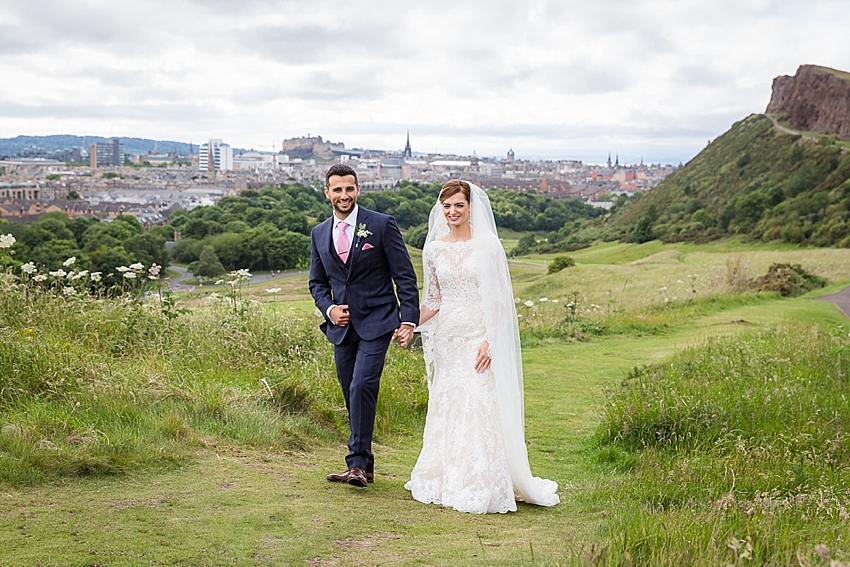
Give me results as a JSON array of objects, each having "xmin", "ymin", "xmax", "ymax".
[{"xmin": 0, "ymin": 234, "xmax": 15, "ymax": 248}]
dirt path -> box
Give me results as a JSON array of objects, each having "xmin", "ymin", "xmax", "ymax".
[{"xmin": 816, "ymin": 285, "xmax": 850, "ymax": 318}]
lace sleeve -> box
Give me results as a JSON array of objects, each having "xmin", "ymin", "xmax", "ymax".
[{"xmin": 422, "ymin": 246, "xmax": 441, "ymax": 311}]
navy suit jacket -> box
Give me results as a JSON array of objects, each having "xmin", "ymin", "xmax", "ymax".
[{"xmin": 309, "ymin": 207, "xmax": 420, "ymax": 345}]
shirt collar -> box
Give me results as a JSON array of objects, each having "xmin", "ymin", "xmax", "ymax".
[{"xmin": 333, "ymin": 205, "xmax": 358, "ymax": 230}]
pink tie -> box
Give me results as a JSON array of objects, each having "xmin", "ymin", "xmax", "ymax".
[{"xmin": 337, "ymin": 221, "xmax": 350, "ymax": 262}]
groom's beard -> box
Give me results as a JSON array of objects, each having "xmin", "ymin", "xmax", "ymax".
[{"xmin": 333, "ymin": 201, "xmax": 355, "ymax": 216}]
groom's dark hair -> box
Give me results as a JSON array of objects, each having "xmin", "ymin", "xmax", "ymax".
[{"xmin": 325, "ymin": 164, "xmax": 358, "ymax": 186}]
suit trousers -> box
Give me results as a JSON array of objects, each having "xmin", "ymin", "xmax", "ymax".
[{"xmin": 333, "ymin": 325, "xmax": 394, "ymax": 472}]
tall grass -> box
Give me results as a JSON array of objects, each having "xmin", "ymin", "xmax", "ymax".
[
  {"xmin": 593, "ymin": 325, "xmax": 850, "ymax": 565},
  {"xmin": 0, "ymin": 272, "xmax": 427, "ymax": 485}
]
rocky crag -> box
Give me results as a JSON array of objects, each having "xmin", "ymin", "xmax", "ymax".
[{"xmin": 766, "ymin": 64, "xmax": 850, "ymax": 140}]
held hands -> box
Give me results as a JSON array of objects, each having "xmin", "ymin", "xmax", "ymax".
[
  {"xmin": 330, "ymin": 305, "xmax": 350, "ymax": 326},
  {"xmin": 475, "ymin": 341, "xmax": 491, "ymax": 373},
  {"xmin": 393, "ymin": 324, "xmax": 415, "ymax": 349}
]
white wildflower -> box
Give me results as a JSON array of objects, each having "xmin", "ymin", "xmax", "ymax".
[
  {"xmin": 63, "ymin": 257, "xmax": 76, "ymax": 267},
  {"xmin": 148, "ymin": 263, "xmax": 161, "ymax": 277},
  {"xmin": 660, "ymin": 286, "xmax": 668, "ymax": 293},
  {"xmin": 266, "ymin": 288, "xmax": 281, "ymax": 294},
  {"xmin": 62, "ymin": 287, "xmax": 76, "ymax": 296},
  {"xmin": 33, "ymin": 274, "xmax": 48, "ymax": 282},
  {"xmin": 664, "ymin": 297, "xmax": 670, "ymax": 303},
  {"xmin": 552, "ymin": 299, "xmax": 559, "ymax": 303},
  {"xmin": 90, "ymin": 272, "xmax": 102, "ymax": 282},
  {"xmin": 676, "ymin": 279, "xmax": 683, "ymax": 284},
  {"xmin": 123, "ymin": 272, "xmax": 137, "ymax": 279},
  {"xmin": 215, "ymin": 279, "xmax": 225, "ymax": 285},
  {"xmin": 208, "ymin": 292, "xmax": 222, "ymax": 300},
  {"xmin": 49, "ymin": 269, "xmax": 67, "ymax": 277},
  {"xmin": 20, "ymin": 262, "xmax": 36, "ymax": 274},
  {"xmin": 0, "ymin": 234, "xmax": 15, "ymax": 248},
  {"xmin": 539, "ymin": 297, "xmax": 548, "ymax": 302},
  {"xmin": 514, "ymin": 297, "xmax": 521, "ymax": 303},
  {"xmin": 129, "ymin": 262, "xmax": 144, "ymax": 271},
  {"xmin": 115, "ymin": 266, "xmax": 130, "ymax": 273},
  {"xmin": 235, "ymin": 268, "xmax": 252, "ymax": 279},
  {"xmin": 524, "ymin": 300, "xmax": 534, "ymax": 307},
  {"xmin": 148, "ymin": 275, "xmax": 158, "ymax": 280}
]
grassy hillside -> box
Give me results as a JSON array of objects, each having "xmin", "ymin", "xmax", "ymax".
[
  {"xmin": 572, "ymin": 114, "xmax": 850, "ymax": 247},
  {"xmin": 3, "ymin": 239, "xmax": 850, "ymax": 564}
]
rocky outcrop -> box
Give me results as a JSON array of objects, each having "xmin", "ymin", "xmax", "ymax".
[{"xmin": 766, "ymin": 65, "xmax": 850, "ymax": 140}]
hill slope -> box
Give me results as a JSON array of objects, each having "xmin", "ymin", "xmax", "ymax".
[{"xmin": 574, "ymin": 113, "xmax": 850, "ymax": 247}]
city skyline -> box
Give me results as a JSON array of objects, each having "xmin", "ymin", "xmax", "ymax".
[{"xmin": 1, "ymin": 1, "xmax": 848, "ymax": 164}]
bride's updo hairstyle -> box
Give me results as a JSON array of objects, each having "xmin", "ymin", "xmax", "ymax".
[{"xmin": 439, "ymin": 180, "xmax": 471, "ymax": 203}]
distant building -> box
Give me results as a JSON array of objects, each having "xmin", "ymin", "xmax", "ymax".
[
  {"xmin": 199, "ymin": 139, "xmax": 233, "ymax": 172},
  {"xmin": 233, "ymin": 151, "xmax": 276, "ymax": 171},
  {"xmin": 95, "ymin": 138, "xmax": 124, "ymax": 167}
]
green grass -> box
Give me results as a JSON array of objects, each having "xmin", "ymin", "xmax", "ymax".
[{"xmin": 2, "ymin": 238, "xmax": 850, "ymax": 564}]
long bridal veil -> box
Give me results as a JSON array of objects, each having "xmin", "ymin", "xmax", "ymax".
[{"xmin": 420, "ymin": 182, "xmax": 559, "ymax": 507}]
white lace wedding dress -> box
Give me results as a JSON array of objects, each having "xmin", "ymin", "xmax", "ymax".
[{"xmin": 404, "ymin": 239, "xmax": 517, "ymax": 514}]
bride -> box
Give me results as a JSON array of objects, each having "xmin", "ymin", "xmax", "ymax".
[{"xmin": 404, "ymin": 180, "xmax": 560, "ymax": 514}]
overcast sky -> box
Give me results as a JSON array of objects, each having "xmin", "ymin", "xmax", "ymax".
[{"xmin": 0, "ymin": 0, "xmax": 848, "ymax": 164}]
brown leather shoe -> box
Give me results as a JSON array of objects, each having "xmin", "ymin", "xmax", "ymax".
[
  {"xmin": 347, "ymin": 467, "xmax": 368, "ymax": 488},
  {"xmin": 327, "ymin": 469, "xmax": 374, "ymax": 484}
]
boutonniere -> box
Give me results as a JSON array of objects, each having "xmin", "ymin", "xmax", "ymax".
[{"xmin": 355, "ymin": 223, "xmax": 372, "ymax": 247}]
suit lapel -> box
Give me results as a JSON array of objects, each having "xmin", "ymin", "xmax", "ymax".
[{"xmin": 319, "ymin": 217, "xmax": 344, "ymax": 274}]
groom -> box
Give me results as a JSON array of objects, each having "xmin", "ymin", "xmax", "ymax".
[{"xmin": 309, "ymin": 164, "xmax": 419, "ymax": 487}]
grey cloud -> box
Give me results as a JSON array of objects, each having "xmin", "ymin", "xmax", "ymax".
[
  {"xmin": 234, "ymin": 22, "xmax": 413, "ymax": 65},
  {"xmin": 289, "ymin": 70, "xmax": 385, "ymax": 102}
]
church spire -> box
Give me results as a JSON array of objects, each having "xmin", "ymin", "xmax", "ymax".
[{"xmin": 403, "ymin": 130, "xmax": 412, "ymax": 158}]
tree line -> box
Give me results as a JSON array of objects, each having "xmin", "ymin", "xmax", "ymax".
[{"xmin": 0, "ymin": 181, "xmax": 607, "ymax": 278}]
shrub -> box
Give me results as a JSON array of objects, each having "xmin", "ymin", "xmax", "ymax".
[
  {"xmin": 748, "ymin": 263, "xmax": 827, "ymax": 297},
  {"xmin": 547, "ymin": 255, "xmax": 575, "ymax": 274}
]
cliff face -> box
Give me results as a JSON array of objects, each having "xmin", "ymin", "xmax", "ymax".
[{"xmin": 766, "ymin": 65, "xmax": 850, "ymax": 140}]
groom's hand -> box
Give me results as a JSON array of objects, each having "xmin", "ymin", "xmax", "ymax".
[
  {"xmin": 394, "ymin": 324, "xmax": 414, "ymax": 348},
  {"xmin": 330, "ymin": 305, "xmax": 350, "ymax": 326}
]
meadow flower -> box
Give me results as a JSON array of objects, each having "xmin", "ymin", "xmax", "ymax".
[
  {"xmin": 266, "ymin": 288, "xmax": 281, "ymax": 294},
  {"xmin": 33, "ymin": 274, "xmax": 48, "ymax": 282},
  {"xmin": 235, "ymin": 268, "xmax": 252, "ymax": 279},
  {"xmin": 123, "ymin": 272, "xmax": 137, "ymax": 279},
  {"xmin": 115, "ymin": 266, "xmax": 130, "ymax": 272},
  {"xmin": 72, "ymin": 270, "xmax": 89, "ymax": 280},
  {"xmin": 524, "ymin": 300, "xmax": 534, "ymax": 307},
  {"xmin": 129, "ymin": 262, "xmax": 144, "ymax": 271},
  {"xmin": 63, "ymin": 257, "xmax": 76, "ymax": 267},
  {"xmin": 90, "ymin": 272, "xmax": 102, "ymax": 282},
  {"xmin": 0, "ymin": 234, "xmax": 15, "ymax": 248},
  {"xmin": 539, "ymin": 297, "xmax": 549, "ymax": 302},
  {"xmin": 20, "ymin": 262, "xmax": 36, "ymax": 274},
  {"xmin": 215, "ymin": 279, "xmax": 225, "ymax": 285},
  {"xmin": 62, "ymin": 287, "xmax": 76, "ymax": 296},
  {"xmin": 148, "ymin": 264, "xmax": 161, "ymax": 278},
  {"xmin": 49, "ymin": 269, "xmax": 67, "ymax": 277},
  {"xmin": 552, "ymin": 299, "xmax": 559, "ymax": 303}
]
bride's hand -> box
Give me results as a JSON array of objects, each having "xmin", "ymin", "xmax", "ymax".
[{"xmin": 475, "ymin": 341, "xmax": 491, "ymax": 373}]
